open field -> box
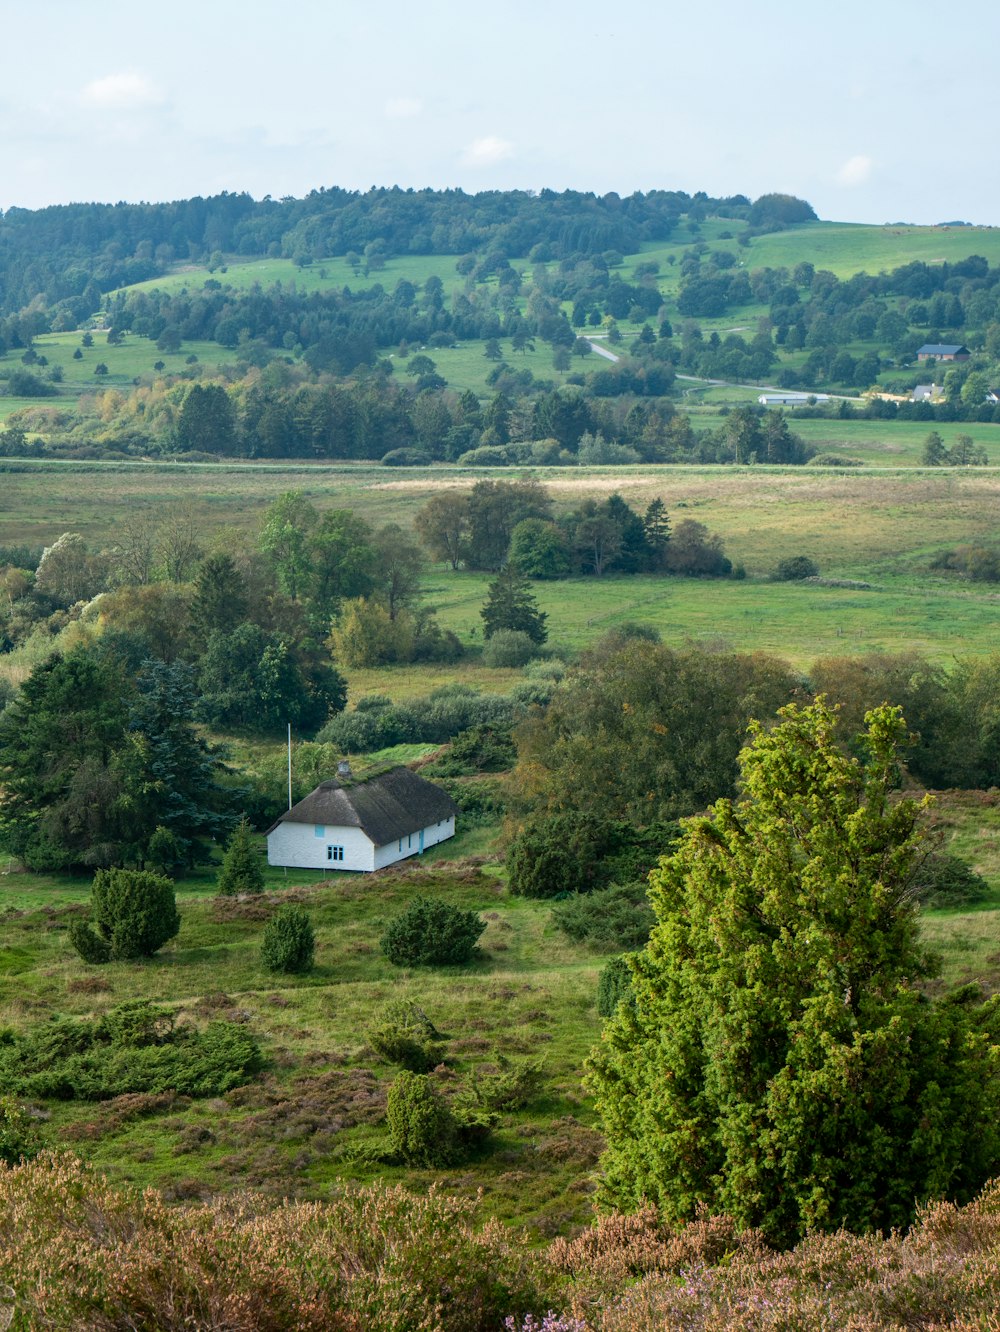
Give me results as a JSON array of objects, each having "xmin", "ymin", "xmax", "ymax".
[{"xmin": 0, "ymin": 460, "xmax": 997, "ymax": 675}]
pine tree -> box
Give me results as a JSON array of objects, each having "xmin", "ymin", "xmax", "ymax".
[
  {"xmin": 480, "ymin": 565, "xmax": 547, "ymax": 645},
  {"xmin": 587, "ymin": 700, "xmax": 1000, "ymax": 1245},
  {"xmin": 217, "ymin": 817, "xmax": 264, "ymax": 896}
]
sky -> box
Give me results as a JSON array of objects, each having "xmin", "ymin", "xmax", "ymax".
[{"xmin": 2, "ymin": 0, "xmax": 997, "ymax": 225}]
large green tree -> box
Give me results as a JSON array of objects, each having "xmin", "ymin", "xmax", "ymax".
[
  {"xmin": 480, "ymin": 565, "xmax": 547, "ymax": 645},
  {"xmin": 587, "ymin": 701, "xmax": 1000, "ymax": 1245}
]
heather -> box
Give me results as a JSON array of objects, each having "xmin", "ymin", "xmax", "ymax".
[{"xmin": 3, "ymin": 1155, "xmax": 1000, "ymax": 1330}]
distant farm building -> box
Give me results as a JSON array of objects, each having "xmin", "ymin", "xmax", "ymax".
[
  {"xmin": 912, "ymin": 384, "xmax": 942, "ymax": 401},
  {"xmin": 757, "ymin": 392, "xmax": 829, "ymax": 407},
  {"xmin": 916, "ymin": 344, "xmax": 970, "ymax": 362},
  {"xmin": 266, "ymin": 765, "xmax": 458, "ymax": 872}
]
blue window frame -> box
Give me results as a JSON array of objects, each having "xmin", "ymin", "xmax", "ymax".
[
  {"xmin": 314, "ymin": 825, "xmax": 324, "ymax": 838},
  {"xmin": 327, "ymin": 845, "xmax": 344, "ymax": 862}
]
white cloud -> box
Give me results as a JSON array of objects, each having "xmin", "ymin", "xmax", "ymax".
[
  {"xmin": 81, "ymin": 72, "xmax": 165, "ymax": 110},
  {"xmin": 836, "ymin": 154, "xmax": 874, "ymax": 187},
  {"xmin": 461, "ymin": 135, "xmax": 514, "ymax": 167},
  {"xmin": 384, "ymin": 97, "xmax": 422, "ymax": 120}
]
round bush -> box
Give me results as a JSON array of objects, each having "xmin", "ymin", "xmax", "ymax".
[
  {"xmin": 88, "ymin": 869, "xmax": 180, "ymax": 961},
  {"xmin": 483, "ymin": 629, "xmax": 537, "ymax": 668},
  {"xmin": 386, "ymin": 1071, "xmax": 459, "ymax": 1165},
  {"xmin": 261, "ymin": 903, "xmax": 315, "ymax": 974},
  {"xmin": 774, "ymin": 555, "xmax": 819, "ymax": 581},
  {"xmin": 379, "ymin": 896, "xmax": 485, "ymax": 967}
]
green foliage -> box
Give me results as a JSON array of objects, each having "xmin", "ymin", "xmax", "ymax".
[
  {"xmin": 428, "ymin": 724, "xmax": 517, "ymax": 777},
  {"xmin": 67, "ymin": 920, "xmax": 111, "ymax": 965},
  {"xmin": 0, "ymin": 1095, "xmax": 43, "ymax": 1165},
  {"xmin": 0, "ymin": 1000, "xmax": 263, "ymax": 1101},
  {"xmin": 507, "ymin": 814, "xmax": 677, "ymax": 900},
  {"xmin": 482, "ymin": 628, "xmax": 537, "ymax": 668},
  {"xmin": 367, "ymin": 1001, "xmax": 444, "ymax": 1073},
  {"xmin": 481, "ymin": 565, "xmax": 548, "ymax": 645},
  {"xmin": 456, "ymin": 1052, "xmax": 545, "ymax": 1114},
  {"xmin": 217, "ymin": 816, "xmax": 265, "ymax": 896},
  {"xmin": 72, "ymin": 868, "xmax": 180, "ymax": 962},
  {"xmin": 320, "ymin": 685, "xmax": 519, "ymax": 753},
  {"xmin": 385, "ymin": 1070, "xmax": 461, "ymax": 1166},
  {"xmin": 380, "ymin": 896, "xmax": 485, "ymax": 967},
  {"xmin": 510, "ymin": 640, "xmax": 797, "ymax": 825},
  {"xmin": 588, "ymin": 701, "xmax": 1000, "ymax": 1244},
  {"xmin": 92, "ymin": 868, "xmax": 180, "ymax": 960},
  {"xmin": 597, "ymin": 956, "xmax": 635, "ymax": 1018},
  {"xmin": 912, "ymin": 852, "xmax": 991, "ymax": 909},
  {"xmin": 551, "ymin": 884, "xmax": 655, "ymax": 950},
  {"xmin": 774, "ymin": 554, "xmax": 819, "ymax": 580},
  {"xmin": 260, "ymin": 903, "xmax": 315, "ymax": 974}
]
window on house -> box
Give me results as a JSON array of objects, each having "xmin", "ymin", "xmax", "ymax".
[
  {"xmin": 314, "ymin": 825, "xmax": 324, "ymax": 838},
  {"xmin": 327, "ymin": 845, "xmax": 344, "ymax": 862}
]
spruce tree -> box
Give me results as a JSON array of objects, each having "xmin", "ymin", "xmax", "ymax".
[
  {"xmin": 480, "ymin": 564, "xmax": 547, "ymax": 645},
  {"xmin": 587, "ymin": 700, "xmax": 1000, "ymax": 1245},
  {"xmin": 217, "ymin": 817, "xmax": 264, "ymax": 897}
]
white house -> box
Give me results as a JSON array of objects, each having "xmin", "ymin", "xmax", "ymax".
[
  {"xmin": 266, "ymin": 764, "xmax": 458, "ymax": 872},
  {"xmin": 757, "ymin": 392, "xmax": 829, "ymax": 407}
]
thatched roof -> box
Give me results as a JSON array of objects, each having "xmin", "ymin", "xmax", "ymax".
[{"xmin": 266, "ymin": 766, "xmax": 458, "ymax": 847}]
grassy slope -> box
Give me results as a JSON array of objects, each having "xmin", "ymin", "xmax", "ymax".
[{"xmin": 1, "ymin": 790, "xmax": 997, "ymax": 1235}]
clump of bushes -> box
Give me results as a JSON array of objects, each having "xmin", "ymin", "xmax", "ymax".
[
  {"xmin": 0, "ymin": 1154, "xmax": 550, "ymax": 1331},
  {"xmin": 318, "ymin": 683, "xmax": 522, "ymax": 752},
  {"xmin": 457, "ymin": 1052, "xmax": 545, "ymax": 1114},
  {"xmin": 911, "ymin": 852, "xmax": 991, "ymax": 908},
  {"xmin": 773, "ymin": 555, "xmax": 819, "ymax": 580},
  {"xmin": 261, "ymin": 903, "xmax": 315, "ymax": 974},
  {"xmin": 368, "ymin": 1001, "xmax": 444, "ymax": 1073},
  {"xmin": 551, "ymin": 883, "xmax": 655, "ymax": 950},
  {"xmin": 69, "ymin": 868, "xmax": 180, "ymax": 963},
  {"xmin": 379, "ymin": 896, "xmax": 485, "ymax": 967},
  {"xmin": 0, "ymin": 1095, "xmax": 43, "ymax": 1165},
  {"xmin": 0, "ymin": 1000, "xmax": 263, "ymax": 1100},
  {"xmin": 386, "ymin": 1070, "xmax": 464, "ymax": 1166},
  {"xmin": 217, "ymin": 817, "xmax": 264, "ymax": 896},
  {"xmin": 426, "ymin": 724, "xmax": 517, "ymax": 777},
  {"xmin": 483, "ymin": 629, "xmax": 538, "ymax": 668},
  {"xmin": 507, "ymin": 815, "xmax": 678, "ymax": 899}
]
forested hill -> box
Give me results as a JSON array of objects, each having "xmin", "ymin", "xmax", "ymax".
[{"xmin": 0, "ymin": 186, "xmax": 815, "ymax": 319}]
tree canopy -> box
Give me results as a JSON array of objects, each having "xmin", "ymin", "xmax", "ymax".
[{"xmin": 587, "ymin": 700, "xmax": 1000, "ymax": 1245}]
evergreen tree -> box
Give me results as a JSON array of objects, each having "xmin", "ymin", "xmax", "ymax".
[
  {"xmin": 642, "ymin": 498, "xmax": 670, "ymax": 567},
  {"xmin": 217, "ymin": 816, "xmax": 264, "ymax": 896},
  {"xmin": 480, "ymin": 565, "xmax": 547, "ymax": 645},
  {"xmin": 587, "ymin": 700, "xmax": 1000, "ymax": 1245},
  {"xmin": 189, "ymin": 553, "xmax": 249, "ymax": 644}
]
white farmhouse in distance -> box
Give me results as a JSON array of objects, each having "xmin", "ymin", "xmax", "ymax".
[
  {"xmin": 757, "ymin": 392, "xmax": 830, "ymax": 407},
  {"xmin": 266, "ymin": 763, "xmax": 458, "ymax": 872}
]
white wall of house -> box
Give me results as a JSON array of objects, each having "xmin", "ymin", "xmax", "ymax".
[
  {"xmin": 372, "ymin": 816, "xmax": 456, "ymax": 869},
  {"xmin": 267, "ymin": 822, "xmax": 375, "ymax": 871},
  {"xmin": 267, "ymin": 816, "xmax": 456, "ymax": 872}
]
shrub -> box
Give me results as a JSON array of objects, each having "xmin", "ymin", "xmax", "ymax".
[
  {"xmin": 774, "ymin": 554, "xmax": 819, "ymax": 580},
  {"xmin": 380, "ymin": 896, "xmax": 485, "ymax": 967},
  {"xmin": 0, "ymin": 1095, "xmax": 42, "ymax": 1165},
  {"xmin": 551, "ymin": 883, "xmax": 655, "ymax": 950},
  {"xmin": 68, "ymin": 920, "xmax": 112, "ymax": 965},
  {"xmin": 458, "ymin": 1053, "xmax": 545, "ymax": 1113},
  {"xmin": 429, "ymin": 724, "xmax": 517, "ymax": 776},
  {"xmin": 483, "ymin": 629, "xmax": 537, "ymax": 668},
  {"xmin": 71, "ymin": 869, "xmax": 180, "ymax": 962},
  {"xmin": 368, "ymin": 1001, "xmax": 444, "ymax": 1072},
  {"xmin": 385, "ymin": 1071, "xmax": 460, "ymax": 1165},
  {"xmin": 911, "ymin": 852, "xmax": 991, "ymax": 908},
  {"xmin": 597, "ymin": 956, "xmax": 635, "ymax": 1018},
  {"xmin": 0, "ymin": 1001, "xmax": 263, "ymax": 1101},
  {"xmin": 217, "ymin": 816, "xmax": 265, "ymax": 896},
  {"xmin": 381, "ymin": 447, "xmax": 432, "ymax": 467},
  {"xmin": 507, "ymin": 813, "xmax": 622, "ymax": 898},
  {"xmin": 261, "ymin": 903, "xmax": 315, "ymax": 974}
]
